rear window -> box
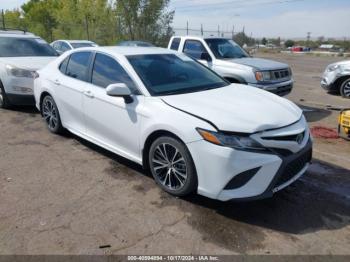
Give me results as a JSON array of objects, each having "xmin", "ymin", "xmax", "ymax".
[
  {"xmin": 0, "ymin": 37, "xmax": 58, "ymax": 57},
  {"xmin": 65, "ymin": 52, "xmax": 91, "ymax": 81},
  {"xmin": 170, "ymin": 38, "xmax": 180, "ymax": 50}
]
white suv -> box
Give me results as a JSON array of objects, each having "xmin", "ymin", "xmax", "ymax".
[{"xmin": 0, "ymin": 30, "xmax": 58, "ymax": 108}]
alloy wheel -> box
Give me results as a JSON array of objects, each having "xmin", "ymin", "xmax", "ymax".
[
  {"xmin": 0, "ymin": 87, "xmax": 4, "ymax": 107},
  {"xmin": 343, "ymin": 81, "xmax": 350, "ymax": 97},
  {"xmin": 151, "ymin": 143, "xmax": 188, "ymax": 190},
  {"xmin": 42, "ymin": 97, "xmax": 58, "ymax": 131}
]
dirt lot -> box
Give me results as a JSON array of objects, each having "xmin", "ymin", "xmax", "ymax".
[{"xmin": 0, "ymin": 53, "xmax": 349, "ymax": 255}]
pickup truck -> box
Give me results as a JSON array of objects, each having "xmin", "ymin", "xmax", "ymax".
[{"xmin": 168, "ymin": 36, "xmax": 293, "ymax": 96}]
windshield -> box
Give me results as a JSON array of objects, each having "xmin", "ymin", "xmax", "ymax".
[
  {"xmin": 71, "ymin": 42, "xmax": 95, "ymax": 48},
  {"xmin": 127, "ymin": 54, "xmax": 228, "ymax": 96},
  {"xmin": 205, "ymin": 39, "xmax": 248, "ymax": 59},
  {"xmin": 0, "ymin": 37, "xmax": 58, "ymax": 57}
]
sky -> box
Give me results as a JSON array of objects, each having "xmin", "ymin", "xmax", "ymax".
[{"xmin": 1, "ymin": 0, "xmax": 350, "ymax": 39}]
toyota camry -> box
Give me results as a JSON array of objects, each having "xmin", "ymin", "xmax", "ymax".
[{"xmin": 34, "ymin": 47, "xmax": 312, "ymax": 201}]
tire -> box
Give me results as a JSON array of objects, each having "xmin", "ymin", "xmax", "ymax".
[
  {"xmin": 148, "ymin": 136, "xmax": 197, "ymax": 197},
  {"xmin": 0, "ymin": 81, "xmax": 11, "ymax": 109},
  {"xmin": 41, "ymin": 95, "xmax": 64, "ymax": 134},
  {"xmin": 340, "ymin": 78, "xmax": 350, "ymax": 98}
]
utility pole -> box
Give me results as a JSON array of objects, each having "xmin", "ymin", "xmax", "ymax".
[
  {"xmin": 217, "ymin": 25, "xmax": 220, "ymax": 37},
  {"xmin": 1, "ymin": 9, "xmax": 5, "ymax": 29},
  {"xmin": 307, "ymin": 32, "xmax": 311, "ymax": 47},
  {"xmin": 232, "ymin": 25, "xmax": 234, "ymax": 39},
  {"xmin": 186, "ymin": 21, "xmax": 188, "ymax": 35},
  {"xmin": 200, "ymin": 24, "xmax": 203, "ymax": 36},
  {"xmin": 85, "ymin": 14, "xmax": 90, "ymax": 40}
]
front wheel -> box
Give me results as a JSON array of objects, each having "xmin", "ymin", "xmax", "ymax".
[
  {"xmin": 41, "ymin": 95, "xmax": 64, "ymax": 134},
  {"xmin": 340, "ymin": 78, "xmax": 350, "ymax": 98},
  {"xmin": 148, "ymin": 136, "xmax": 197, "ymax": 197}
]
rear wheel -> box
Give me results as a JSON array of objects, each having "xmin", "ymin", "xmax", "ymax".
[
  {"xmin": 340, "ymin": 78, "xmax": 350, "ymax": 98},
  {"xmin": 41, "ymin": 95, "xmax": 64, "ymax": 134},
  {"xmin": 0, "ymin": 82, "xmax": 11, "ymax": 109},
  {"xmin": 148, "ymin": 136, "xmax": 197, "ymax": 197}
]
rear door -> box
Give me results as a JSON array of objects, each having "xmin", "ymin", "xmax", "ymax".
[{"xmin": 54, "ymin": 51, "xmax": 92, "ymax": 135}]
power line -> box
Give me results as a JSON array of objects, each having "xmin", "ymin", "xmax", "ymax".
[{"xmin": 173, "ymin": 0, "xmax": 307, "ymax": 12}]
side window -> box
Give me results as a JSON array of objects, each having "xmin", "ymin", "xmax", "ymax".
[
  {"xmin": 170, "ymin": 38, "xmax": 180, "ymax": 50},
  {"xmin": 66, "ymin": 52, "xmax": 91, "ymax": 81},
  {"xmin": 59, "ymin": 56, "xmax": 69, "ymax": 74},
  {"xmin": 92, "ymin": 53, "xmax": 136, "ymax": 92},
  {"xmin": 61, "ymin": 42, "xmax": 71, "ymax": 52},
  {"xmin": 183, "ymin": 40, "xmax": 207, "ymax": 59}
]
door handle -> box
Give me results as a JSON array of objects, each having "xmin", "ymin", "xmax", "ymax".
[
  {"xmin": 53, "ymin": 79, "xmax": 61, "ymax": 85},
  {"xmin": 83, "ymin": 90, "xmax": 94, "ymax": 98}
]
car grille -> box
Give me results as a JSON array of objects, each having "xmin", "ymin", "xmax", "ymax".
[
  {"xmin": 275, "ymin": 148, "xmax": 312, "ymax": 188},
  {"xmin": 271, "ymin": 69, "xmax": 290, "ymax": 80},
  {"xmin": 269, "ymin": 84, "xmax": 292, "ymax": 96},
  {"xmin": 262, "ymin": 131, "xmax": 305, "ymax": 142}
]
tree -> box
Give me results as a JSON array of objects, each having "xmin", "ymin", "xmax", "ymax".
[
  {"xmin": 5, "ymin": 0, "xmax": 175, "ymax": 46},
  {"xmin": 261, "ymin": 37, "xmax": 267, "ymax": 45},
  {"xmin": 233, "ymin": 32, "xmax": 254, "ymax": 47},
  {"xmin": 115, "ymin": 0, "xmax": 174, "ymax": 46},
  {"xmin": 3, "ymin": 9, "xmax": 26, "ymax": 30},
  {"xmin": 22, "ymin": 0, "xmax": 58, "ymax": 41},
  {"xmin": 284, "ymin": 39, "xmax": 295, "ymax": 48}
]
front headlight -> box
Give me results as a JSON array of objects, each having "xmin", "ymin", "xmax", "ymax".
[
  {"xmin": 327, "ymin": 64, "xmax": 340, "ymax": 72},
  {"xmin": 255, "ymin": 71, "xmax": 271, "ymax": 81},
  {"xmin": 196, "ymin": 128, "xmax": 266, "ymax": 151},
  {"xmin": 6, "ymin": 65, "xmax": 35, "ymax": 78}
]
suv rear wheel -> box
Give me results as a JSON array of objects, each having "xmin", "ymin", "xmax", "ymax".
[
  {"xmin": 340, "ymin": 78, "xmax": 350, "ymax": 98},
  {"xmin": 0, "ymin": 81, "xmax": 11, "ymax": 109}
]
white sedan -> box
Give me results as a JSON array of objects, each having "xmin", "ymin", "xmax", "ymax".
[{"xmin": 34, "ymin": 46, "xmax": 312, "ymax": 201}]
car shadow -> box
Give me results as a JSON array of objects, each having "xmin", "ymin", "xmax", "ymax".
[
  {"xmin": 68, "ymin": 134, "xmax": 350, "ymax": 236},
  {"xmin": 298, "ymin": 104, "xmax": 332, "ymax": 122},
  {"xmin": 180, "ymin": 159, "xmax": 350, "ymax": 235},
  {"xmin": 5, "ymin": 105, "xmax": 39, "ymax": 114}
]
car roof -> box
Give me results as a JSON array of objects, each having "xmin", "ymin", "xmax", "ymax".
[
  {"xmin": 73, "ymin": 46, "xmax": 176, "ymax": 56},
  {"xmin": 172, "ymin": 35, "xmax": 229, "ymax": 41},
  {"xmin": 0, "ymin": 30, "xmax": 37, "ymax": 38},
  {"xmin": 55, "ymin": 39, "xmax": 95, "ymax": 44}
]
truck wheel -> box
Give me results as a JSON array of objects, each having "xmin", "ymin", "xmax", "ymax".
[
  {"xmin": 0, "ymin": 81, "xmax": 11, "ymax": 109},
  {"xmin": 340, "ymin": 78, "xmax": 350, "ymax": 98}
]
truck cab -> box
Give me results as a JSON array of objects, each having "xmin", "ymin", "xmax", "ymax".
[{"xmin": 168, "ymin": 36, "xmax": 293, "ymax": 96}]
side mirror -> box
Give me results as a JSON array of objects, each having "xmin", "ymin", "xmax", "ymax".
[
  {"xmin": 200, "ymin": 52, "xmax": 212, "ymax": 62},
  {"xmin": 106, "ymin": 83, "xmax": 133, "ymax": 103},
  {"xmin": 106, "ymin": 83, "xmax": 131, "ymax": 96}
]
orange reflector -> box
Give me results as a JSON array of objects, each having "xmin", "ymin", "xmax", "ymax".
[
  {"xmin": 255, "ymin": 71, "xmax": 264, "ymax": 82},
  {"xmin": 197, "ymin": 129, "xmax": 221, "ymax": 145}
]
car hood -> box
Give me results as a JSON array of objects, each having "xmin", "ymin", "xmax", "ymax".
[
  {"xmin": 0, "ymin": 57, "xmax": 57, "ymax": 71},
  {"xmin": 222, "ymin": 57, "xmax": 289, "ymax": 70},
  {"xmin": 161, "ymin": 84, "xmax": 302, "ymax": 133},
  {"xmin": 329, "ymin": 60, "xmax": 350, "ymax": 68}
]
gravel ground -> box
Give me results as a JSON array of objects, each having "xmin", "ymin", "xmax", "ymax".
[{"xmin": 0, "ymin": 53, "xmax": 349, "ymax": 255}]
